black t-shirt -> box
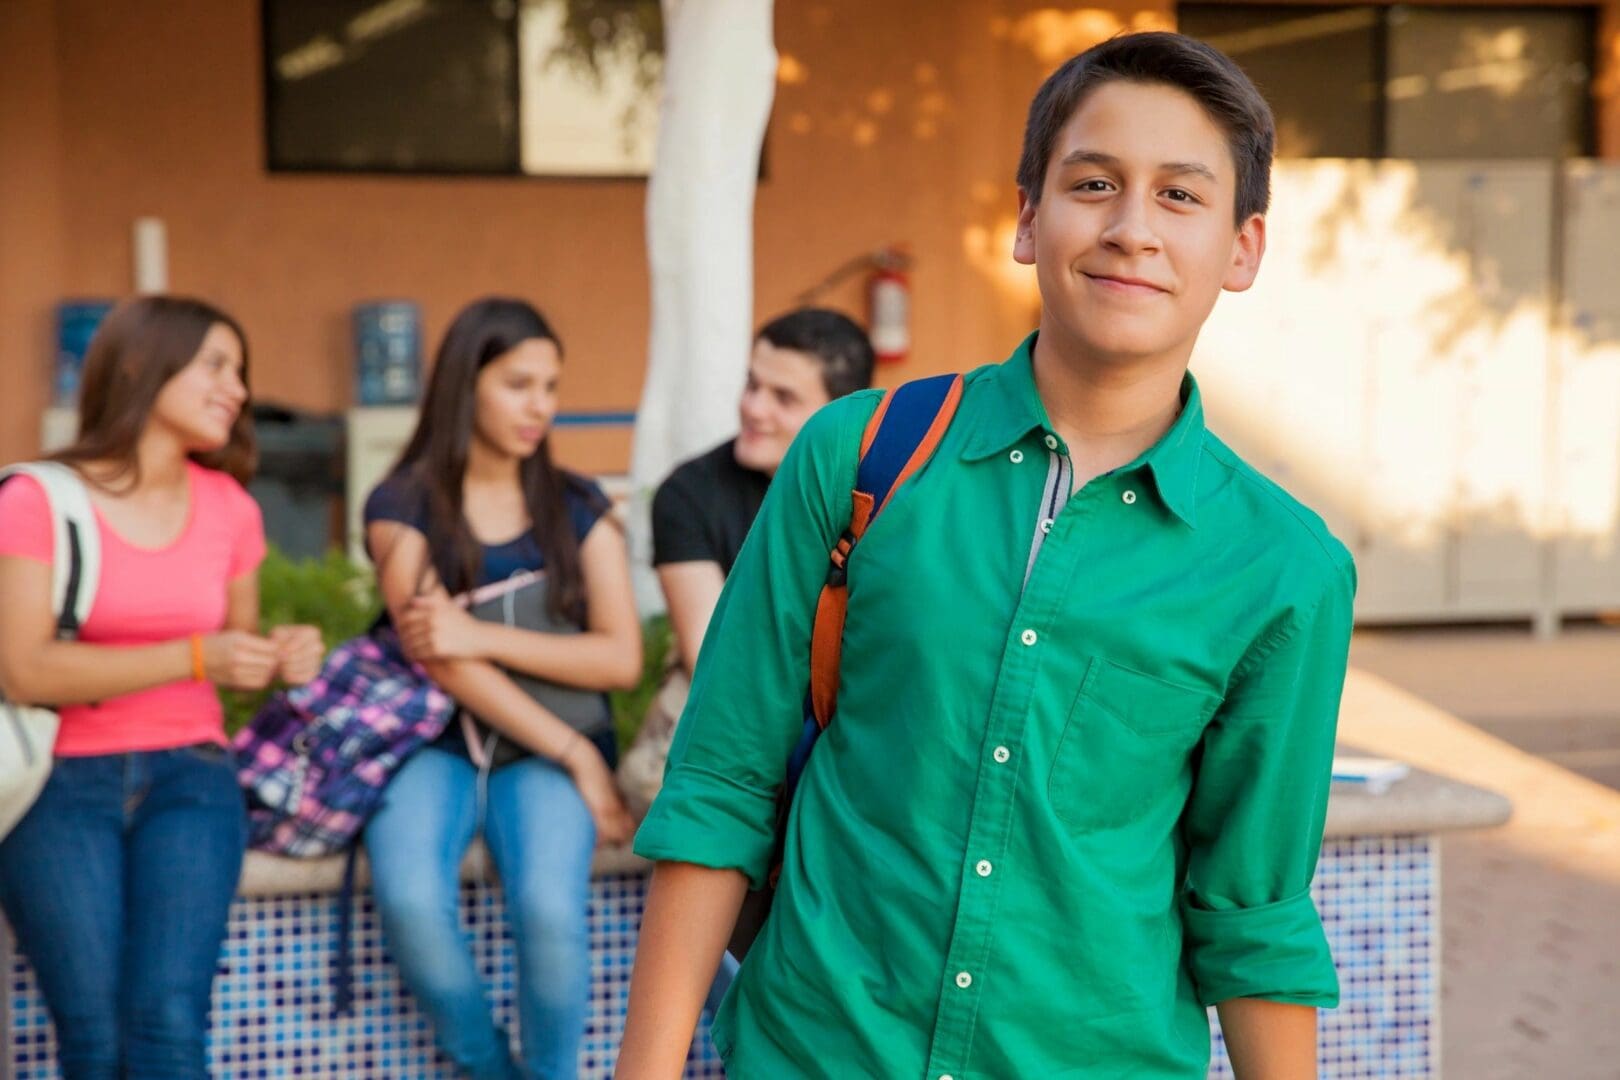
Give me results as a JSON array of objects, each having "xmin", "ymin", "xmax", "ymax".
[{"xmin": 651, "ymin": 439, "xmax": 772, "ymax": 577}]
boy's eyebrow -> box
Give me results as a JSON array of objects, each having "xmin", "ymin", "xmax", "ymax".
[
  {"xmin": 1058, "ymin": 148, "xmax": 1219, "ymax": 183},
  {"xmin": 1163, "ymin": 160, "xmax": 1219, "ymax": 183}
]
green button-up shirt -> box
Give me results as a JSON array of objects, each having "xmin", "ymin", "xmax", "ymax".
[{"xmin": 635, "ymin": 335, "xmax": 1356, "ymax": 1079}]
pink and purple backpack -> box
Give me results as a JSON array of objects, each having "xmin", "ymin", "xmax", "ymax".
[{"xmin": 232, "ymin": 625, "xmax": 455, "ymax": 857}]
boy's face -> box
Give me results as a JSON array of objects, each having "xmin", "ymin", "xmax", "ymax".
[
  {"xmin": 733, "ymin": 338, "xmax": 832, "ymax": 476},
  {"xmin": 1013, "ymin": 79, "xmax": 1264, "ymax": 367}
]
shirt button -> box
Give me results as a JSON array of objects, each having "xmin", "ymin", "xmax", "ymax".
[
  {"xmin": 1009, "ymin": 449, "xmax": 1024, "ymax": 464},
  {"xmin": 1020, "ymin": 629, "xmax": 1038, "ymax": 646},
  {"xmin": 1040, "ymin": 518, "xmax": 1053, "ymax": 534},
  {"xmin": 993, "ymin": 745, "xmax": 1011, "ymax": 763},
  {"xmin": 955, "ymin": 971, "xmax": 973, "ymax": 989},
  {"xmin": 1043, "ymin": 434, "xmax": 1058, "ymax": 450},
  {"xmin": 1122, "ymin": 489, "xmax": 1138, "ymax": 505},
  {"xmin": 976, "ymin": 859, "xmax": 993, "ymax": 877}
]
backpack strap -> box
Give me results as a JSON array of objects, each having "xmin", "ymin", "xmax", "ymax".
[
  {"xmin": 807, "ymin": 373, "xmax": 964, "ymax": 730},
  {"xmin": 0, "ymin": 462, "xmax": 101, "ymax": 638},
  {"xmin": 739, "ymin": 374, "xmax": 966, "ymax": 921},
  {"xmin": 332, "ymin": 843, "xmax": 361, "ymax": 1017}
]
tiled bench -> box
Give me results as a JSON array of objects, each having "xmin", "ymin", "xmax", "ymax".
[{"xmin": 4, "ymin": 769, "xmax": 1508, "ymax": 1078}]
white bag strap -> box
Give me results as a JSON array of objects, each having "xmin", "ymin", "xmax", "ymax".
[{"xmin": 0, "ymin": 462, "xmax": 101, "ymax": 638}]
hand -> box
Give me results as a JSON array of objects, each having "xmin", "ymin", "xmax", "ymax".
[
  {"xmin": 398, "ymin": 593, "xmax": 485, "ymax": 663},
  {"xmin": 202, "ymin": 630, "xmax": 278, "ymax": 691},
  {"xmin": 270, "ymin": 624, "xmax": 325, "ymax": 686},
  {"xmin": 563, "ymin": 737, "xmax": 635, "ymax": 847}
]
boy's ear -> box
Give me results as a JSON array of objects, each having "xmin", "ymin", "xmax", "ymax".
[
  {"xmin": 1222, "ymin": 213, "xmax": 1266, "ymax": 293},
  {"xmin": 1013, "ymin": 189, "xmax": 1038, "ymax": 266}
]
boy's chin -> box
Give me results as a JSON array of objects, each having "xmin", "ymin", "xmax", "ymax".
[
  {"xmin": 1057, "ymin": 322, "xmax": 1179, "ymax": 366},
  {"xmin": 733, "ymin": 438, "xmax": 782, "ymax": 473}
]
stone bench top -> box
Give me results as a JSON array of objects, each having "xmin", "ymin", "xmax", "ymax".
[
  {"xmin": 236, "ymin": 765, "xmax": 1510, "ymax": 899},
  {"xmin": 1323, "ymin": 764, "xmax": 1511, "ymax": 838},
  {"xmin": 238, "ymin": 843, "xmax": 650, "ymax": 898}
]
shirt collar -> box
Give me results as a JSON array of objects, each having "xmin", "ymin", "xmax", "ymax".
[{"xmin": 960, "ymin": 332, "xmax": 1205, "ymax": 528}]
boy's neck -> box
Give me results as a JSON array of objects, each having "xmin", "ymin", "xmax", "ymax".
[{"xmin": 1029, "ymin": 323, "xmax": 1189, "ymax": 491}]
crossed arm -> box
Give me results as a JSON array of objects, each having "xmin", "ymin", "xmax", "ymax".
[{"xmin": 365, "ymin": 519, "xmax": 638, "ymax": 843}]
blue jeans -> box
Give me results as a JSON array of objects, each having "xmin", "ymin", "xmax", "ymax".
[
  {"xmin": 363, "ymin": 747, "xmax": 597, "ymax": 1080},
  {"xmin": 0, "ymin": 745, "xmax": 247, "ymax": 1080}
]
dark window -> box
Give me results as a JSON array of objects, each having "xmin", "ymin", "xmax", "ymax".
[
  {"xmin": 265, "ymin": 0, "xmax": 520, "ymax": 174},
  {"xmin": 1178, "ymin": 4, "xmax": 1595, "ymax": 159},
  {"xmin": 1385, "ymin": 7, "xmax": 1593, "ymax": 158},
  {"xmin": 264, "ymin": 0, "xmax": 665, "ymax": 177}
]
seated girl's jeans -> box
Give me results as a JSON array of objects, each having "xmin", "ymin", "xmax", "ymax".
[
  {"xmin": 363, "ymin": 746, "xmax": 597, "ymax": 1080},
  {"xmin": 0, "ymin": 745, "xmax": 247, "ymax": 1080}
]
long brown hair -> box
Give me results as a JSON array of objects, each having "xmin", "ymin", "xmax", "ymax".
[
  {"xmin": 52, "ymin": 295, "xmax": 257, "ymax": 488},
  {"xmin": 390, "ymin": 297, "xmax": 605, "ymax": 622}
]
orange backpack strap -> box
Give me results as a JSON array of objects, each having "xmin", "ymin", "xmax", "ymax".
[
  {"xmin": 743, "ymin": 373, "xmax": 965, "ymax": 933},
  {"xmin": 805, "ymin": 373, "xmax": 964, "ymax": 733}
]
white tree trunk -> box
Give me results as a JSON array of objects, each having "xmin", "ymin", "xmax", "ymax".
[{"xmin": 629, "ymin": 0, "xmax": 777, "ymax": 609}]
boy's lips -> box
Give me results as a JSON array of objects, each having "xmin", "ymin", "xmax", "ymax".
[{"xmin": 1084, "ymin": 272, "xmax": 1168, "ymax": 295}]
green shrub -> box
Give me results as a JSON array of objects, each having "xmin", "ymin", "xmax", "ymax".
[
  {"xmin": 220, "ymin": 546, "xmax": 381, "ymax": 734},
  {"xmin": 611, "ymin": 614, "xmax": 674, "ymax": 752}
]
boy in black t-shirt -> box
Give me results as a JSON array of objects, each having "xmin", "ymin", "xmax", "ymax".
[{"xmin": 650, "ymin": 308, "xmax": 875, "ymax": 674}]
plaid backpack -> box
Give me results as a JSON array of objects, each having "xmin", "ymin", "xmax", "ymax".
[
  {"xmin": 232, "ymin": 625, "xmax": 455, "ymax": 857},
  {"xmin": 728, "ymin": 372, "xmax": 965, "ymax": 958}
]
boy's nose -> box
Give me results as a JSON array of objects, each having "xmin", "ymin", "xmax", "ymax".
[{"xmin": 1100, "ymin": 200, "xmax": 1159, "ymax": 255}]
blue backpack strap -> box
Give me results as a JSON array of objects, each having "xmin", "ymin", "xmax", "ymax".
[
  {"xmin": 853, "ymin": 373, "xmax": 966, "ymax": 525},
  {"xmin": 331, "ymin": 844, "xmax": 360, "ymax": 1017},
  {"xmin": 738, "ymin": 373, "xmax": 966, "ymax": 941},
  {"xmin": 785, "ymin": 374, "xmax": 965, "ymax": 806}
]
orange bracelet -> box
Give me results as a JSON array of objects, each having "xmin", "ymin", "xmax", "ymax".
[{"xmin": 190, "ymin": 633, "xmax": 207, "ymax": 683}]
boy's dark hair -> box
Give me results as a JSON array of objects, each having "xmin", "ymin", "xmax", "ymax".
[
  {"xmin": 1016, "ymin": 31, "xmax": 1275, "ymax": 223},
  {"xmin": 755, "ymin": 307, "xmax": 876, "ymax": 400}
]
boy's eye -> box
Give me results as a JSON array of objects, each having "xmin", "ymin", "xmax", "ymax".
[
  {"xmin": 1074, "ymin": 178, "xmax": 1113, "ymax": 193},
  {"xmin": 1163, "ymin": 188, "xmax": 1200, "ymax": 203}
]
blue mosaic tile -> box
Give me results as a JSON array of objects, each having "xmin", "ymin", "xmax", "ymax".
[
  {"xmin": 6, "ymin": 872, "xmax": 724, "ymax": 1079},
  {"xmin": 7, "ymin": 838, "xmax": 1435, "ymax": 1078},
  {"xmin": 1210, "ymin": 835, "xmax": 1437, "ymax": 1078}
]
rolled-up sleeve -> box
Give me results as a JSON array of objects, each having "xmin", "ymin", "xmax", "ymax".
[
  {"xmin": 633, "ymin": 391, "xmax": 882, "ymax": 888},
  {"xmin": 1179, "ymin": 551, "xmax": 1356, "ymax": 1008}
]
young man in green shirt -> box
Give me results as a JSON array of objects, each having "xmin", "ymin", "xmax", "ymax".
[{"xmin": 618, "ymin": 31, "xmax": 1355, "ymax": 1080}]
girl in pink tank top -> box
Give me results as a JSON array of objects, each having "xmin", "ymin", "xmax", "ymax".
[{"xmin": 0, "ymin": 296, "xmax": 324, "ymax": 1079}]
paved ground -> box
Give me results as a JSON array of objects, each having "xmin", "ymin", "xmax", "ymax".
[
  {"xmin": 1345, "ymin": 623, "xmax": 1620, "ymax": 1080},
  {"xmin": 1353, "ymin": 623, "xmax": 1620, "ymax": 792}
]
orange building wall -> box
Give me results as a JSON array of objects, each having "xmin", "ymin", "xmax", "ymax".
[
  {"xmin": 0, "ymin": 1, "xmax": 68, "ymax": 468},
  {"xmin": 1, "ymin": 0, "xmax": 1614, "ymax": 473},
  {"xmin": 0, "ymin": 0, "xmax": 1175, "ymax": 474}
]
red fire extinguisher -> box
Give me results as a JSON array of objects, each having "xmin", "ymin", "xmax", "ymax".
[
  {"xmin": 867, "ymin": 246, "xmax": 911, "ymax": 364},
  {"xmin": 797, "ymin": 245, "xmax": 914, "ymax": 364}
]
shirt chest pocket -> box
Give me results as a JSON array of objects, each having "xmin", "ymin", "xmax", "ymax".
[{"xmin": 1048, "ymin": 658, "xmax": 1221, "ymax": 831}]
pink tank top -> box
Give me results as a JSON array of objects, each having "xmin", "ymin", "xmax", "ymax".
[{"xmin": 0, "ymin": 462, "xmax": 267, "ymax": 756}]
